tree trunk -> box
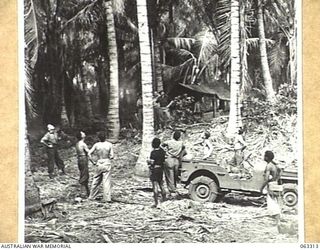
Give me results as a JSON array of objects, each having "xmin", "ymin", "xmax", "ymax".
[
  {"xmin": 288, "ymin": 37, "xmax": 296, "ymax": 86},
  {"xmin": 69, "ymin": 99, "xmax": 75, "ymax": 128},
  {"xmin": 60, "ymin": 79, "xmax": 69, "ymax": 128},
  {"xmin": 289, "ymin": 0, "xmax": 297, "ymax": 86},
  {"xmin": 135, "ymin": 0, "xmax": 155, "ymax": 177},
  {"xmin": 240, "ymin": 1, "xmax": 248, "ymax": 98},
  {"xmin": 257, "ymin": 0, "xmax": 276, "ymax": 103},
  {"xmin": 25, "ymin": 119, "xmax": 41, "ymax": 216},
  {"xmin": 227, "ymin": 0, "xmax": 242, "ymax": 137},
  {"xmin": 83, "ymin": 82, "xmax": 94, "ymax": 121},
  {"xmin": 154, "ymin": 39, "xmax": 164, "ymax": 92},
  {"xmin": 104, "ymin": 0, "xmax": 120, "ymax": 141}
]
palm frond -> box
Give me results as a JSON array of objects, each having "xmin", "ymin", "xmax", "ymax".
[
  {"xmin": 24, "ymin": 64, "xmax": 38, "ymax": 117},
  {"xmin": 24, "ymin": 0, "xmax": 44, "ymax": 69},
  {"xmin": 61, "ymin": 0, "xmax": 100, "ymax": 32},
  {"xmin": 166, "ymin": 37, "xmax": 196, "ymax": 50},
  {"xmin": 195, "ymin": 30, "xmax": 218, "ymax": 66},
  {"xmin": 167, "ymin": 48, "xmax": 196, "ymax": 60},
  {"xmin": 199, "ymin": 53, "xmax": 219, "ymax": 79},
  {"xmin": 162, "ymin": 58, "xmax": 194, "ymax": 83},
  {"xmin": 269, "ymin": 38, "xmax": 288, "ymax": 76},
  {"xmin": 24, "ymin": 0, "xmax": 44, "ymax": 117},
  {"xmin": 246, "ymin": 37, "xmax": 275, "ymax": 49},
  {"xmin": 216, "ymin": 0, "xmax": 231, "ymax": 67}
]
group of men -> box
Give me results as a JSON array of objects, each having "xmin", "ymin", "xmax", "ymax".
[
  {"xmin": 148, "ymin": 130, "xmax": 187, "ymax": 207},
  {"xmin": 40, "ymin": 124, "xmax": 114, "ymax": 201},
  {"xmin": 40, "ymin": 123, "xmax": 281, "ymax": 208}
]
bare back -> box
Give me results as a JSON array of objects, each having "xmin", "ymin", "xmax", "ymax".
[{"xmin": 89, "ymin": 141, "xmax": 114, "ymax": 160}]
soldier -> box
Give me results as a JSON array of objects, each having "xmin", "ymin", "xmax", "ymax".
[
  {"xmin": 147, "ymin": 138, "xmax": 167, "ymax": 208},
  {"xmin": 75, "ymin": 131, "xmax": 90, "ymax": 198},
  {"xmin": 262, "ymin": 150, "xmax": 281, "ymax": 193},
  {"xmin": 262, "ymin": 150, "xmax": 282, "ymax": 219},
  {"xmin": 88, "ymin": 132, "xmax": 114, "ymax": 203},
  {"xmin": 156, "ymin": 91, "xmax": 171, "ymax": 128},
  {"xmin": 40, "ymin": 124, "xmax": 65, "ymax": 179},
  {"xmin": 194, "ymin": 131, "xmax": 213, "ymax": 160},
  {"xmin": 162, "ymin": 131, "xmax": 185, "ymax": 197}
]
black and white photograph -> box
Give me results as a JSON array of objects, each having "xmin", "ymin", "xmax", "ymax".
[{"xmin": 23, "ymin": 0, "xmax": 301, "ymax": 244}]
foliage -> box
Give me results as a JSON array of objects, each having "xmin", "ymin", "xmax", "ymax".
[
  {"xmin": 24, "ymin": 0, "xmax": 45, "ymax": 117},
  {"xmin": 275, "ymin": 82, "xmax": 297, "ymax": 114},
  {"xmin": 243, "ymin": 83, "xmax": 297, "ymax": 130},
  {"xmin": 170, "ymin": 94, "xmax": 198, "ymax": 124},
  {"xmin": 24, "ymin": 0, "xmax": 298, "ymax": 137}
]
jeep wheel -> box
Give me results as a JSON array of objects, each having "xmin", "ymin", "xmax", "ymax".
[
  {"xmin": 188, "ymin": 176, "xmax": 218, "ymax": 202},
  {"xmin": 282, "ymin": 190, "xmax": 298, "ymax": 207}
]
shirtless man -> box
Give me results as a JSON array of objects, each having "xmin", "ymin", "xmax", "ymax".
[
  {"xmin": 75, "ymin": 131, "xmax": 90, "ymax": 198},
  {"xmin": 88, "ymin": 131, "xmax": 114, "ymax": 202},
  {"xmin": 194, "ymin": 131, "xmax": 213, "ymax": 160},
  {"xmin": 262, "ymin": 150, "xmax": 281, "ymax": 192}
]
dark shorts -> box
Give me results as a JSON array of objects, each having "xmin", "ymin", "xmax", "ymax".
[
  {"xmin": 78, "ymin": 156, "xmax": 89, "ymax": 185},
  {"xmin": 150, "ymin": 167, "xmax": 164, "ymax": 183}
]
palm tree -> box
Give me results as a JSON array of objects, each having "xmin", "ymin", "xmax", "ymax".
[
  {"xmin": 60, "ymin": 0, "xmax": 124, "ymax": 138},
  {"xmin": 264, "ymin": 0, "xmax": 297, "ymax": 86},
  {"xmin": 257, "ymin": 0, "xmax": 276, "ymax": 103},
  {"xmin": 104, "ymin": 0, "xmax": 121, "ymax": 141},
  {"xmin": 24, "ymin": 0, "xmax": 42, "ymax": 214},
  {"xmin": 134, "ymin": 0, "xmax": 155, "ymax": 177},
  {"xmin": 226, "ymin": 0, "xmax": 242, "ymax": 136},
  {"xmin": 60, "ymin": 78, "xmax": 69, "ymax": 127}
]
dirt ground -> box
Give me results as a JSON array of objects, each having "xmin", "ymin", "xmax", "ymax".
[{"xmin": 25, "ymin": 129, "xmax": 299, "ymax": 243}]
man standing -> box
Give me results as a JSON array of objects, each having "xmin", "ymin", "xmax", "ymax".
[
  {"xmin": 263, "ymin": 150, "xmax": 281, "ymax": 191},
  {"xmin": 88, "ymin": 131, "xmax": 114, "ymax": 202},
  {"xmin": 156, "ymin": 91, "xmax": 171, "ymax": 128},
  {"xmin": 75, "ymin": 131, "xmax": 90, "ymax": 198},
  {"xmin": 40, "ymin": 124, "xmax": 65, "ymax": 179},
  {"xmin": 147, "ymin": 137, "xmax": 167, "ymax": 208},
  {"xmin": 162, "ymin": 131, "xmax": 185, "ymax": 197},
  {"xmin": 262, "ymin": 150, "xmax": 282, "ymax": 218}
]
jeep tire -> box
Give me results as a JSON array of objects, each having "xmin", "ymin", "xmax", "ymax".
[
  {"xmin": 188, "ymin": 176, "xmax": 218, "ymax": 202},
  {"xmin": 282, "ymin": 190, "xmax": 298, "ymax": 207}
]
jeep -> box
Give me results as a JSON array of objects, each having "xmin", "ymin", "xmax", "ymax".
[{"xmin": 180, "ymin": 158, "xmax": 298, "ymax": 207}]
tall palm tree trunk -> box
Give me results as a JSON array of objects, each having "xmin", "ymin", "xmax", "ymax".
[
  {"xmin": 83, "ymin": 82, "xmax": 94, "ymax": 121},
  {"xmin": 288, "ymin": 37, "xmax": 296, "ymax": 86},
  {"xmin": 257, "ymin": 0, "xmax": 276, "ymax": 103},
  {"xmin": 135, "ymin": 0, "xmax": 155, "ymax": 177},
  {"xmin": 154, "ymin": 40, "xmax": 164, "ymax": 92},
  {"xmin": 60, "ymin": 79, "xmax": 69, "ymax": 127},
  {"xmin": 104, "ymin": 0, "xmax": 120, "ymax": 141},
  {"xmin": 290, "ymin": 0, "xmax": 297, "ymax": 86},
  {"xmin": 25, "ymin": 117, "xmax": 41, "ymax": 216},
  {"xmin": 227, "ymin": 0, "xmax": 242, "ymax": 136}
]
